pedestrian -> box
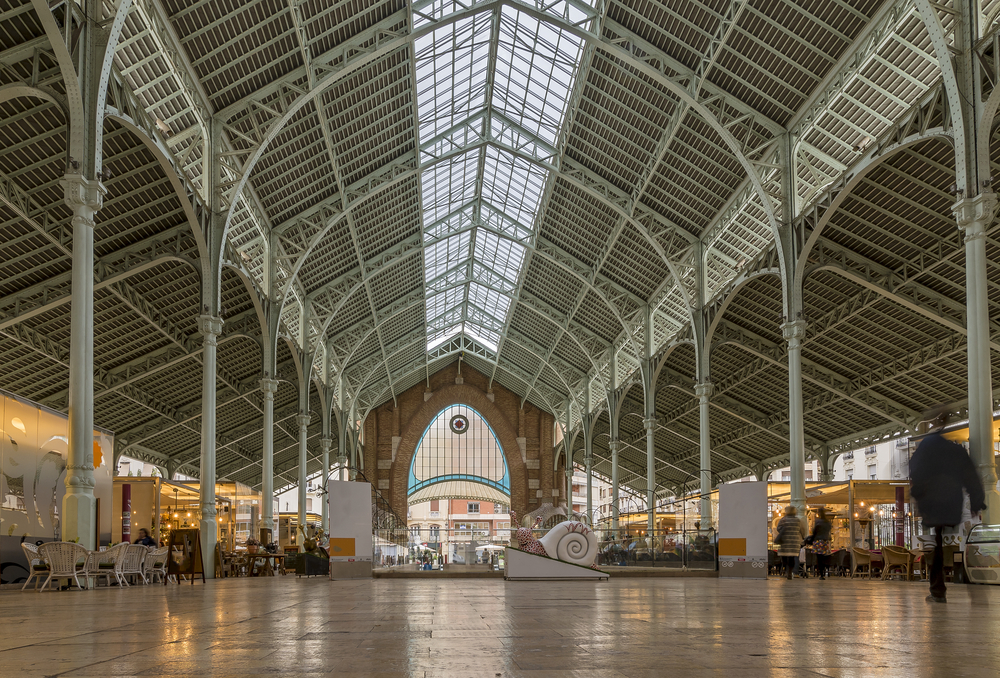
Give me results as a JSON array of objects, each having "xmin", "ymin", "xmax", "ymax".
[
  {"xmin": 774, "ymin": 505, "xmax": 806, "ymax": 580},
  {"xmin": 810, "ymin": 507, "xmax": 833, "ymax": 580},
  {"xmin": 133, "ymin": 528, "xmax": 155, "ymax": 547},
  {"xmin": 909, "ymin": 409, "xmax": 986, "ymax": 603}
]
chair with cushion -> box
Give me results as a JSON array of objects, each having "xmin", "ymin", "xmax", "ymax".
[
  {"xmin": 36, "ymin": 542, "xmax": 89, "ymax": 592},
  {"xmin": 84, "ymin": 543, "xmax": 128, "ymax": 588},
  {"xmin": 851, "ymin": 547, "xmax": 873, "ymax": 579},
  {"xmin": 144, "ymin": 547, "xmax": 169, "ymax": 584},
  {"xmin": 881, "ymin": 545, "xmax": 912, "ymax": 580},
  {"xmin": 20, "ymin": 543, "xmax": 49, "ymax": 591}
]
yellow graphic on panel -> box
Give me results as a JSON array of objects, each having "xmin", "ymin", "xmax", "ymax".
[
  {"xmin": 718, "ymin": 538, "xmax": 746, "ymax": 557},
  {"xmin": 328, "ymin": 538, "xmax": 356, "ymax": 557}
]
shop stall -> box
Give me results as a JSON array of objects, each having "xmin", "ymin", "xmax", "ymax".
[{"xmin": 1, "ymin": 390, "xmax": 114, "ymax": 585}]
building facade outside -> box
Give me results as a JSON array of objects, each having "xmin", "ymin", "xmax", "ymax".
[{"xmin": 408, "ymin": 498, "xmax": 510, "ymax": 564}]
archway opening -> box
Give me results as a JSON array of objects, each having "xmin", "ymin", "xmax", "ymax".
[{"xmin": 405, "ymin": 405, "xmax": 511, "ymax": 570}]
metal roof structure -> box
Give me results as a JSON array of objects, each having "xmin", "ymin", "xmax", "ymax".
[{"xmin": 2, "ymin": 0, "xmax": 1000, "ymax": 503}]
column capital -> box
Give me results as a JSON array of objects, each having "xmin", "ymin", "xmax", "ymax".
[
  {"xmin": 953, "ymin": 192, "xmax": 996, "ymax": 241},
  {"xmin": 336, "ymin": 455, "xmax": 348, "ymax": 465},
  {"xmin": 694, "ymin": 381, "xmax": 714, "ymax": 400},
  {"xmin": 260, "ymin": 378, "xmax": 279, "ymax": 395},
  {"xmin": 61, "ymin": 173, "xmax": 106, "ymax": 213},
  {"xmin": 198, "ymin": 314, "xmax": 224, "ymax": 339},
  {"xmin": 608, "ymin": 439, "xmax": 621, "ymax": 453},
  {"xmin": 643, "ymin": 417, "xmax": 658, "ymax": 431},
  {"xmin": 296, "ymin": 413, "xmax": 311, "ymax": 428},
  {"xmin": 319, "ymin": 438, "xmax": 332, "ymax": 453},
  {"xmin": 781, "ymin": 319, "xmax": 807, "ymax": 343}
]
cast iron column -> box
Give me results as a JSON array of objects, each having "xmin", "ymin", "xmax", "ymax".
[
  {"xmin": 198, "ymin": 314, "xmax": 223, "ymax": 577},
  {"xmin": 782, "ymin": 319, "xmax": 808, "ymax": 523},
  {"xmin": 954, "ymin": 192, "xmax": 1000, "ymax": 522},
  {"xmin": 644, "ymin": 417, "xmax": 657, "ymax": 539},
  {"xmin": 610, "ymin": 439, "xmax": 620, "ymax": 534},
  {"xmin": 297, "ymin": 413, "xmax": 311, "ymax": 552},
  {"xmin": 260, "ymin": 378, "xmax": 278, "ymax": 537},
  {"xmin": 61, "ymin": 174, "xmax": 105, "ymax": 549},
  {"xmin": 695, "ymin": 381, "xmax": 714, "ymax": 527},
  {"xmin": 584, "ymin": 427, "xmax": 593, "ymax": 524},
  {"xmin": 320, "ymin": 437, "xmax": 332, "ymax": 533}
]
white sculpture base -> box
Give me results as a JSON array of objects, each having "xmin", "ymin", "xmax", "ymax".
[{"xmin": 504, "ymin": 547, "xmax": 609, "ymax": 581}]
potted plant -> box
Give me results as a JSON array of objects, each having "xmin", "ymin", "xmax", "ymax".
[{"xmin": 245, "ymin": 537, "xmax": 261, "ymax": 554}]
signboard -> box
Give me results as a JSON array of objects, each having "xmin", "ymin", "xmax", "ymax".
[
  {"xmin": 328, "ymin": 480, "xmax": 373, "ymax": 579},
  {"xmin": 718, "ymin": 482, "xmax": 767, "ymax": 579},
  {"xmin": 166, "ymin": 528, "xmax": 205, "ymax": 584}
]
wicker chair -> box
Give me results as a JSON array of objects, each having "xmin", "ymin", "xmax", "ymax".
[
  {"xmin": 36, "ymin": 542, "xmax": 88, "ymax": 592},
  {"xmin": 83, "ymin": 543, "xmax": 128, "ymax": 587},
  {"xmin": 881, "ymin": 545, "xmax": 912, "ymax": 580},
  {"xmin": 20, "ymin": 543, "xmax": 49, "ymax": 591},
  {"xmin": 120, "ymin": 544, "xmax": 149, "ymax": 585},
  {"xmin": 851, "ymin": 547, "xmax": 873, "ymax": 579},
  {"xmin": 144, "ymin": 547, "xmax": 169, "ymax": 584}
]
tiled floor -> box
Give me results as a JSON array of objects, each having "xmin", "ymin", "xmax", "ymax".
[{"xmin": 2, "ymin": 575, "xmax": 999, "ymax": 677}]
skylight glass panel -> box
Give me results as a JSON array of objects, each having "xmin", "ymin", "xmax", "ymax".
[
  {"xmin": 414, "ymin": 12, "xmax": 492, "ymax": 141},
  {"xmin": 474, "ymin": 228, "xmax": 525, "ymax": 285},
  {"xmin": 481, "ymin": 146, "xmax": 547, "ymax": 227},
  {"xmin": 469, "ymin": 281, "xmax": 512, "ymax": 321},
  {"xmin": 424, "ymin": 229, "xmax": 471, "ymax": 281},
  {"xmin": 465, "ymin": 323, "xmax": 501, "ymax": 352},
  {"xmin": 425, "ymin": 204, "xmax": 476, "ymax": 242},
  {"xmin": 480, "ymin": 202, "xmax": 533, "ymax": 243},
  {"xmin": 425, "ymin": 286, "xmax": 465, "ymax": 324},
  {"xmin": 420, "ymin": 150, "xmax": 479, "ymax": 225},
  {"xmin": 427, "ymin": 264, "xmax": 469, "ymax": 295},
  {"xmin": 492, "ymin": 6, "xmax": 584, "ymax": 146},
  {"xmin": 428, "ymin": 324, "xmax": 462, "ymax": 351},
  {"xmin": 471, "ymin": 260, "xmax": 518, "ymax": 295},
  {"xmin": 414, "ymin": 3, "xmax": 591, "ymax": 354}
]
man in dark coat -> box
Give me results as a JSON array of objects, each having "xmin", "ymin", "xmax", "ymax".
[{"xmin": 909, "ymin": 415, "xmax": 986, "ymax": 603}]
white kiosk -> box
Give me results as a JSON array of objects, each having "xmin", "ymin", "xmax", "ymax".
[
  {"xmin": 327, "ymin": 480, "xmax": 373, "ymax": 579},
  {"xmin": 718, "ymin": 481, "xmax": 768, "ymax": 578}
]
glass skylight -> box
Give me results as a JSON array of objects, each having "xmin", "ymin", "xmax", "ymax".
[{"xmin": 414, "ymin": 3, "xmax": 593, "ymax": 353}]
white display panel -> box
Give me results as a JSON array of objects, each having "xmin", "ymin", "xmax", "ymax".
[
  {"xmin": 327, "ymin": 480, "xmax": 373, "ymax": 562},
  {"xmin": 718, "ymin": 481, "xmax": 768, "ymax": 579}
]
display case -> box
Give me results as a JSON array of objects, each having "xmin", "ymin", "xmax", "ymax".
[{"xmin": 965, "ymin": 524, "xmax": 1000, "ymax": 585}]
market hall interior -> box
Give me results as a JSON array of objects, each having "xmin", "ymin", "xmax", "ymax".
[{"xmin": 4, "ymin": 0, "xmax": 1000, "ymax": 675}]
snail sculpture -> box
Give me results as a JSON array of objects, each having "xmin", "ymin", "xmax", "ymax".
[{"xmin": 510, "ymin": 512, "xmax": 599, "ymax": 567}]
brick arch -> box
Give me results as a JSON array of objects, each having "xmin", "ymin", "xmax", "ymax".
[{"xmin": 389, "ymin": 382, "xmax": 528, "ymax": 520}]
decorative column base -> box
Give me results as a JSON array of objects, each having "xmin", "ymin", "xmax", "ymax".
[{"xmin": 63, "ymin": 474, "xmax": 97, "ymax": 549}]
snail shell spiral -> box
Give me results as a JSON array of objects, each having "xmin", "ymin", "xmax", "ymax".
[{"xmin": 536, "ymin": 521, "xmax": 598, "ymax": 566}]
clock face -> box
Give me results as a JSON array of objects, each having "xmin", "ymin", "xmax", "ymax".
[{"xmin": 450, "ymin": 414, "xmax": 469, "ymax": 434}]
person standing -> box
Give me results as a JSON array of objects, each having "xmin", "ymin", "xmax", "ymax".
[
  {"xmin": 775, "ymin": 506, "xmax": 806, "ymax": 580},
  {"xmin": 810, "ymin": 508, "xmax": 833, "ymax": 580},
  {"xmin": 909, "ymin": 411, "xmax": 986, "ymax": 603}
]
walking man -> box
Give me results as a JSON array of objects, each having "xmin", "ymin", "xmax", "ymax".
[{"xmin": 909, "ymin": 410, "xmax": 986, "ymax": 603}]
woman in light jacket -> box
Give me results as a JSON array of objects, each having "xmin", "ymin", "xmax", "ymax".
[{"xmin": 775, "ymin": 505, "xmax": 806, "ymax": 580}]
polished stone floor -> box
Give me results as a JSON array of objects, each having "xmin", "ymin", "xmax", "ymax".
[{"xmin": 2, "ymin": 575, "xmax": 999, "ymax": 677}]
